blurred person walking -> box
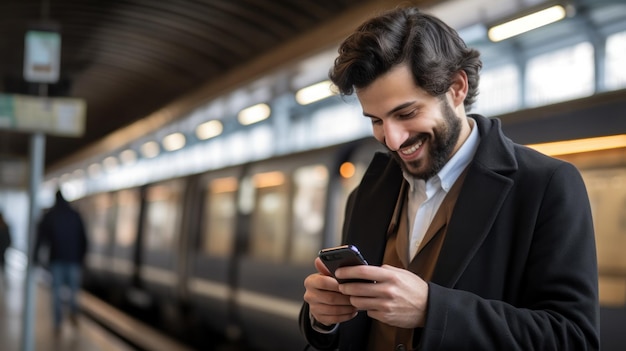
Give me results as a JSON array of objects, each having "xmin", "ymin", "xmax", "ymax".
[
  {"xmin": 0, "ymin": 211, "xmax": 11, "ymax": 283},
  {"xmin": 34, "ymin": 189, "xmax": 88, "ymax": 335}
]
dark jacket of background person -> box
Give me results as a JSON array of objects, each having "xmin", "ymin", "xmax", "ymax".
[
  {"xmin": 34, "ymin": 191, "xmax": 88, "ymax": 265},
  {"xmin": 0, "ymin": 211, "xmax": 11, "ymax": 265}
]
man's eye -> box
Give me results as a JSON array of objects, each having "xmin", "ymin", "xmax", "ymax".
[
  {"xmin": 398, "ymin": 110, "xmax": 416, "ymax": 119},
  {"xmin": 370, "ymin": 118, "xmax": 382, "ymax": 125}
]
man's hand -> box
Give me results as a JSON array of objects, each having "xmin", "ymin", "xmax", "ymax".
[
  {"xmin": 335, "ymin": 264, "xmax": 429, "ymax": 328},
  {"xmin": 303, "ymin": 257, "xmax": 359, "ymax": 326}
]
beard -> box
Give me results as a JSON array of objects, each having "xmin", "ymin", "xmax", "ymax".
[{"xmin": 390, "ymin": 99, "xmax": 462, "ymax": 180}]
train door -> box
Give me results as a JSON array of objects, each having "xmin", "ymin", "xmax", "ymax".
[
  {"xmin": 231, "ymin": 149, "xmax": 332, "ymax": 350},
  {"xmin": 186, "ymin": 167, "xmax": 242, "ymax": 337},
  {"xmin": 136, "ymin": 179, "xmax": 186, "ymax": 309},
  {"xmin": 74, "ymin": 192, "xmax": 115, "ymax": 297},
  {"xmin": 109, "ymin": 188, "xmax": 142, "ymax": 306}
]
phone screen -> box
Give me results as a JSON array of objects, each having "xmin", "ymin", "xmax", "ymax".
[{"xmin": 318, "ymin": 245, "xmax": 371, "ymax": 283}]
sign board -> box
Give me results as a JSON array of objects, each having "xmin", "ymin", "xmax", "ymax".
[
  {"xmin": 0, "ymin": 94, "xmax": 86, "ymax": 137},
  {"xmin": 23, "ymin": 30, "xmax": 61, "ymax": 83}
]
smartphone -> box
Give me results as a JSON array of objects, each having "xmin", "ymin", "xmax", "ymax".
[{"xmin": 318, "ymin": 245, "xmax": 371, "ymax": 283}]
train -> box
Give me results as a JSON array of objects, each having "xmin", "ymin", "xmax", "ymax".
[
  {"xmin": 58, "ymin": 87, "xmax": 626, "ymax": 351},
  {"xmin": 71, "ymin": 132, "xmax": 385, "ymax": 350}
]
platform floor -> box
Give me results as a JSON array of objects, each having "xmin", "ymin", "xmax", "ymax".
[{"xmin": 0, "ymin": 249, "xmax": 135, "ymax": 351}]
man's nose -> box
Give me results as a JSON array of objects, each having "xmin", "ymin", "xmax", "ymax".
[{"xmin": 383, "ymin": 121, "xmax": 407, "ymax": 151}]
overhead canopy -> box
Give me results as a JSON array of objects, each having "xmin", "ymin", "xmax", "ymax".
[{"xmin": 0, "ymin": 0, "xmax": 416, "ymax": 169}]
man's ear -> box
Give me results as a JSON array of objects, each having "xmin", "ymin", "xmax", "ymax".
[{"xmin": 448, "ymin": 70, "xmax": 468, "ymax": 109}]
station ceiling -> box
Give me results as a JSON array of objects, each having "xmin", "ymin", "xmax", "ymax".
[
  {"xmin": 0, "ymin": 0, "xmax": 434, "ymax": 172},
  {"xmin": 0, "ymin": 0, "xmax": 622, "ymax": 176}
]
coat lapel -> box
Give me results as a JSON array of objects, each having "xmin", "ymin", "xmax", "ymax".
[
  {"xmin": 344, "ymin": 151, "xmax": 404, "ymax": 266},
  {"xmin": 432, "ymin": 115, "xmax": 518, "ymax": 288}
]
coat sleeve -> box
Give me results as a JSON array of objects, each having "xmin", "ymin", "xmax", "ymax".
[
  {"xmin": 299, "ymin": 302, "xmax": 339, "ymax": 350},
  {"xmin": 419, "ymin": 162, "xmax": 600, "ymax": 350}
]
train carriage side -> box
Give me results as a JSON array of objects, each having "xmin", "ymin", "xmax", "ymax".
[
  {"xmin": 184, "ymin": 165, "xmax": 246, "ymax": 340},
  {"xmin": 229, "ymin": 137, "xmax": 384, "ymax": 351},
  {"xmin": 78, "ymin": 189, "xmax": 142, "ymax": 306},
  {"xmin": 74, "ymin": 193, "xmax": 115, "ymax": 298}
]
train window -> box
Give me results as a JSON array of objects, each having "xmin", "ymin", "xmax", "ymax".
[
  {"xmin": 248, "ymin": 171, "xmax": 289, "ymax": 262},
  {"xmin": 526, "ymin": 42, "xmax": 594, "ymax": 107},
  {"xmin": 473, "ymin": 64, "xmax": 520, "ymax": 116},
  {"xmin": 580, "ymin": 167, "xmax": 626, "ymax": 307},
  {"xmin": 290, "ymin": 165, "xmax": 329, "ymax": 264},
  {"xmin": 202, "ymin": 177, "xmax": 237, "ymax": 256},
  {"xmin": 605, "ymin": 30, "xmax": 626, "ymax": 91},
  {"xmin": 114, "ymin": 189, "xmax": 140, "ymax": 247},
  {"xmin": 144, "ymin": 180, "xmax": 184, "ymax": 251},
  {"xmin": 90, "ymin": 193, "xmax": 114, "ymax": 247}
]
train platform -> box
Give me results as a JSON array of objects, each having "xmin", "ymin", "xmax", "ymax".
[
  {"xmin": 1, "ymin": 248, "xmax": 200, "ymax": 351},
  {"xmin": 0, "ymin": 248, "xmax": 136, "ymax": 351}
]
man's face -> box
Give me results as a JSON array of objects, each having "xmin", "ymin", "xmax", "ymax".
[{"xmin": 356, "ymin": 64, "xmax": 463, "ymax": 180}]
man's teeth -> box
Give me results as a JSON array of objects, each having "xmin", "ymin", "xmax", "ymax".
[{"xmin": 400, "ymin": 140, "xmax": 423, "ymax": 155}]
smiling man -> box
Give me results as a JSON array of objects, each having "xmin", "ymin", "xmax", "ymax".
[{"xmin": 299, "ymin": 6, "xmax": 599, "ymax": 351}]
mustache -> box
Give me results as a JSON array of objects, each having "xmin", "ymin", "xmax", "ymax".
[{"xmin": 388, "ymin": 134, "xmax": 428, "ymax": 152}]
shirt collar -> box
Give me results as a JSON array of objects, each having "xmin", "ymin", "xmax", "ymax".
[{"xmin": 403, "ymin": 117, "xmax": 480, "ymax": 194}]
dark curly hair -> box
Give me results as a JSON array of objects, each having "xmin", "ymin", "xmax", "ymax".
[{"xmin": 329, "ymin": 7, "xmax": 482, "ymax": 111}]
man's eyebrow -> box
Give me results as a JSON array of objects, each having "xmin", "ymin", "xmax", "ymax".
[{"xmin": 363, "ymin": 101, "xmax": 417, "ymax": 118}]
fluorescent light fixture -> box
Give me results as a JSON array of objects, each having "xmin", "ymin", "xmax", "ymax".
[
  {"xmin": 163, "ymin": 132, "xmax": 186, "ymax": 151},
  {"xmin": 210, "ymin": 177, "xmax": 239, "ymax": 193},
  {"xmin": 87, "ymin": 163, "xmax": 102, "ymax": 177},
  {"xmin": 526, "ymin": 134, "xmax": 626, "ymax": 156},
  {"xmin": 295, "ymin": 80, "xmax": 335, "ymax": 105},
  {"xmin": 72, "ymin": 169, "xmax": 85, "ymax": 178},
  {"xmin": 238, "ymin": 103, "xmax": 270, "ymax": 126},
  {"xmin": 119, "ymin": 149, "xmax": 137, "ymax": 165},
  {"xmin": 140, "ymin": 141, "xmax": 160, "ymax": 158},
  {"xmin": 196, "ymin": 120, "xmax": 223, "ymax": 140},
  {"xmin": 253, "ymin": 171, "xmax": 285, "ymax": 188},
  {"xmin": 103, "ymin": 156, "xmax": 118, "ymax": 171},
  {"xmin": 488, "ymin": 5, "xmax": 566, "ymax": 42}
]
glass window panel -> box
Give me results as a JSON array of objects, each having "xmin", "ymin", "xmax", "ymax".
[
  {"xmin": 605, "ymin": 31, "xmax": 626, "ymax": 90},
  {"xmin": 144, "ymin": 180, "xmax": 183, "ymax": 250},
  {"xmin": 249, "ymin": 171, "xmax": 288, "ymax": 262},
  {"xmin": 114, "ymin": 189, "xmax": 140, "ymax": 247},
  {"xmin": 90, "ymin": 193, "xmax": 114, "ymax": 247},
  {"xmin": 202, "ymin": 177, "xmax": 237, "ymax": 256},
  {"xmin": 580, "ymin": 167, "xmax": 626, "ymax": 307},
  {"xmin": 290, "ymin": 165, "xmax": 329, "ymax": 264},
  {"xmin": 473, "ymin": 64, "xmax": 520, "ymax": 116},
  {"xmin": 526, "ymin": 42, "xmax": 595, "ymax": 107}
]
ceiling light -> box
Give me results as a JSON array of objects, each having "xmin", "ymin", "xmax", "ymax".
[
  {"xmin": 488, "ymin": 4, "xmax": 566, "ymax": 42},
  {"xmin": 119, "ymin": 149, "xmax": 137, "ymax": 165},
  {"xmin": 196, "ymin": 120, "xmax": 223, "ymax": 140},
  {"xmin": 238, "ymin": 103, "xmax": 270, "ymax": 126},
  {"xmin": 163, "ymin": 132, "xmax": 186, "ymax": 151},
  {"xmin": 295, "ymin": 80, "xmax": 336, "ymax": 105},
  {"xmin": 140, "ymin": 141, "xmax": 160, "ymax": 158},
  {"xmin": 87, "ymin": 163, "xmax": 102, "ymax": 177},
  {"xmin": 103, "ymin": 156, "xmax": 118, "ymax": 171}
]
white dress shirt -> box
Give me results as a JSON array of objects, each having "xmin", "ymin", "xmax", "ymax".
[{"xmin": 403, "ymin": 118, "xmax": 480, "ymax": 260}]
